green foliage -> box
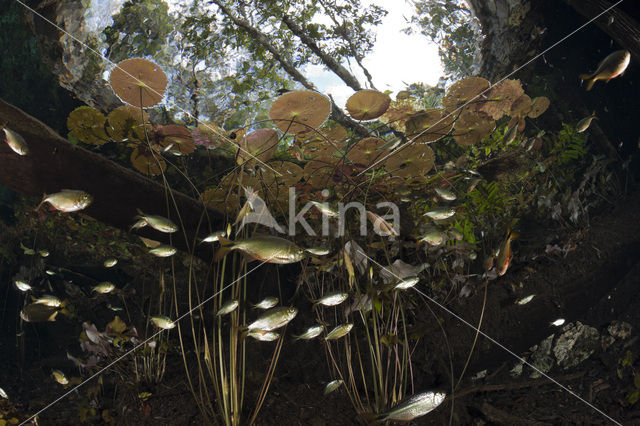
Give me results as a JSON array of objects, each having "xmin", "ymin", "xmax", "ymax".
[
  {"xmin": 407, "ymin": 0, "xmax": 482, "ymax": 78},
  {"xmin": 467, "ymin": 181, "xmax": 508, "ymax": 217},
  {"xmin": 452, "ymin": 218, "xmax": 477, "ymax": 244},
  {"xmin": 104, "ymin": 0, "xmax": 172, "ymax": 62},
  {"xmin": 551, "ymin": 123, "xmax": 587, "ymax": 166}
]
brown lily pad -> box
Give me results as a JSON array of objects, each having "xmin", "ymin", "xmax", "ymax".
[
  {"xmin": 130, "ymin": 146, "xmax": 166, "ymax": 175},
  {"xmin": 346, "ymin": 90, "xmax": 391, "ymax": 120},
  {"xmin": 509, "ymin": 94, "xmax": 533, "ymax": 117},
  {"xmin": 106, "ymin": 106, "xmax": 150, "ymax": 142},
  {"xmin": 269, "ymin": 90, "xmax": 331, "ymax": 134},
  {"xmin": 479, "ymin": 79, "xmax": 524, "ymax": 120},
  {"xmin": 453, "ymin": 112, "xmax": 496, "ymax": 146},
  {"xmin": 405, "ymin": 108, "xmax": 455, "ymax": 143},
  {"xmin": 109, "ymin": 58, "xmax": 167, "ymax": 108},
  {"xmin": 347, "ymin": 137, "xmax": 387, "ymax": 166},
  {"xmin": 443, "ymin": 77, "xmax": 491, "ymax": 111},
  {"xmin": 384, "ymin": 144, "xmax": 435, "ymax": 178},
  {"xmin": 154, "ymin": 125, "xmax": 195, "ymax": 155},
  {"xmin": 237, "ymin": 128, "xmax": 280, "ymax": 165},
  {"xmin": 528, "ymin": 96, "xmax": 550, "ymax": 118}
]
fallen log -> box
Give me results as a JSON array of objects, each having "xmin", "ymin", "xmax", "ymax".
[{"xmin": 0, "ymin": 97, "xmax": 225, "ymax": 256}]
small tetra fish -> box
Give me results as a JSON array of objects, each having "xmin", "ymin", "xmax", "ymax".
[
  {"xmin": 247, "ymin": 330, "xmax": 280, "ymax": 341},
  {"xmin": 394, "ymin": 276, "xmax": 419, "ymax": 290},
  {"xmin": 149, "ymin": 245, "xmax": 177, "ymax": 257},
  {"xmin": 247, "ymin": 307, "xmax": 298, "ymax": 332},
  {"xmin": 550, "ymin": 318, "xmax": 566, "ymax": 327},
  {"xmin": 150, "ymin": 315, "xmax": 176, "ymax": 329},
  {"xmin": 19, "ymin": 242, "xmax": 35, "ymax": 255},
  {"xmin": 504, "ymin": 123, "xmax": 518, "ymax": 144},
  {"xmin": 313, "ymin": 291, "xmax": 349, "ymax": 307},
  {"xmin": 38, "ymin": 190, "xmax": 93, "ymax": 213},
  {"xmin": 372, "ymin": 390, "xmax": 447, "ymax": 422},
  {"xmin": 0, "ymin": 386, "xmax": 8, "ymax": 399},
  {"xmin": 52, "ymin": 369, "xmax": 69, "ymax": 385},
  {"xmin": 201, "ymin": 230, "xmax": 226, "ymax": 243},
  {"xmin": 131, "ymin": 210, "xmax": 178, "ymax": 233},
  {"xmin": 14, "ymin": 280, "xmax": 32, "ymax": 292},
  {"xmin": 294, "ymin": 325, "xmax": 324, "ymax": 340},
  {"xmin": 216, "ymin": 236, "xmax": 306, "ymax": 264},
  {"xmin": 495, "ymin": 224, "xmax": 518, "ymax": 276},
  {"xmin": 32, "ymin": 295, "xmax": 62, "ymax": 308},
  {"xmin": 323, "ymin": 379, "xmax": 343, "ymax": 395},
  {"xmin": 309, "ymin": 201, "xmax": 339, "ymax": 217},
  {"xmin": 104, "ymin": 258, "xmax": 118, "ymax": 268},
  {"xmin": 580, "ymin": 50, "xmax": 631, "ymax": 91},
  {"xmin": 325, "ymin": 323, "xmax": 353, "ymax": 340},
  {"xmin": 419, "ymin": 230, "xmax": 444, "ymax": 246},
  {"xmin": 434, "ymin": 187, "xmax": 456, "ymax": 201},
  {"xmin": 305, "ymin": 247, "xmax": 330, "ymax": 256},
  {"xmin": 2, "ymin": 127, "xmax": 28, "ymax": 155},
  {"xmin": 424, "ymin": 207, "xmax": 456, "ymax": 220},
  {"xmin": 515, "ymin": 294, "xmax": 535, "ymax": 305},
  {"xmin": 39, "ymin": 249, "xmax": 50, "ymax": 257},
  {"xmin": 576, "ymin": 112, "xmax": 598, "ymax": 133},
  {"xmin": 252, "ymin": 296, "xmax": 279, "ymax": 310},
  {"xmin": 92, "ymin": 282, "xmax": 116, "ymax": 294},
  {"xmin": 217, "ymin": 299, "xmax": 239, "ymax": 316}
]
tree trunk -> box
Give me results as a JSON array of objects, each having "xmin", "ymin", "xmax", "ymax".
[
  {"xmin": 564, "ymin": 0, "xmax": 640, "ymax": 64},
  {"xmin": 0, "ymin": 97, "xmax": 224, "ymax": 257}
]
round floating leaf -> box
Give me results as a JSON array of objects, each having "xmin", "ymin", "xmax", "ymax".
[
  {"xmin": 509, "ymin": 94, "xmax": 532, "ymax": 117},
  {"xmin": 380, "ymin": 102, "xmax": 417, "ymax": 130},
  {"xmin": 67, "ymin": 106, "xmax": 109, "ymax": 145},
  {"xmin": 109, "ymin": 58, "xmax": 167, "ymax": 108},
  {"xmin": 107, "ymin": 106, "xmax": 150, "ymax": 142},
  {"xmin": 130, "ymin": 146, "xmax": 166, "ymax": 175},
  {"xmin": 405, "ymin": 108, "xmax": 455, "ymax": 143},
  {"xmin": 269, "ymin": 90, "xmax": 331, "ymax": 134},
  {"xmin": 272, "ymin": 161, "xmax": 304, "ymax": 186},
  {"xmin": 303, "ymin": 158, "xmax": 334, "ymax": 189},
  {"xmin": 528, "ymin": 96, "xmax": 550, "ymax": 118},
  {"xmin": 479, "ymin": 79, "xmax": 524, "ymax": 120},
  {"xmin": 237, "ymin": 128, "xmax": 280, "ymax": 165},
  {"xmin": 154, "ymin": 125, "xmax": 195, "ymax": 155},
  {"xmin": 442, "ymin": 77, "xmax": 490, "ymax": 110},
  {"xmin": 453, "ymin": 112, "xmax": 496, "ymax": 146},
  {"xmin": 346, "ymin": 90, "xmax": 391, "ymax": 120},
  {"xmin": 348, "ymin": 137, "xmax": 387, "ymax": 166},
  {"xmin": 384, "ymin": 144, "xmax": 435, "ymax": 178}
]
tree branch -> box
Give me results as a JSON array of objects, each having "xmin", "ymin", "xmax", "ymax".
[
  {"xmin": 209, "ymin": 0, "xmax": 370, "ymax": 137},
  {"xmin": 280, "ymin": 13, "xmax": 363, "ymax": 92}
]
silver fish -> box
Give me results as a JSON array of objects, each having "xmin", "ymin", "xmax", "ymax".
[
  {"xmin": 294, "ymin": 325, "xmax": 324, "ymax": 340},
  {"xmin": 325, "ymin": 323, "xmax": 353, "ymax": 340},
  {"xmin": 323, "ymin": 379, "xmax": 343, "ymax": 395},
  {"xmin": 217, "ymin": 299, "xmax": 239, "ymax": 316},
  {"xmin": 253, "ymin": 296, "xmax": 279, "ymax": 310},
  {"xmin": 247, "ymin": 330, "xmax": 280, "ymax": 341},
  {"xmin": 14, "ymin": 280, "xmax": 32, "ymax": 292},
  {"xmin": 247, "ymin": 307, "xmax": 298, "ymax": 332},
  {"xmin": 201, "ymin": 230, "xmax": 226, "ymax": 243},
  {"xmin": 149, "ymin": 245, "xmax": 177, "ymax": 257},
  {"xmin": 313, "ymin": 291, "xmax": 349, "ymax": 307},
  {"xmin": 394, "ymin": 276, "xmax": 419, "ymax": 290},
  {"xmin": 104, "ymin": 258, "xmax": 118, "ymax": 267},
  {"xmin": 150, "ymin": 315, "xmax": 176, "ymax": 329},
  {"xmin": 424, "ymin": 207, "xmax": 456, "ymax": 220},
  {"xmin": 2, "ymin": 127, "xmax": 28, "ymax": 155},
  {"xmin": 374, "ymin": 390, "xmax": 447, "ymax": 422}
]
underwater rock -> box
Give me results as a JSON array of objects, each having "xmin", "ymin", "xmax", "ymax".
[
  {"xmin": 528, "ymin": 334, "xmax": 555, "ymax": 379},
  {"xmin": 607, "ymin": 321, "xmax": 632, "ymax": 340},
  {"xmin": 553, "ymin": 321, "xmax": 600, "ymax": 370}
]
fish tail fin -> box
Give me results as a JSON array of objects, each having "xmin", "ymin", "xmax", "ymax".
[
  {"xmin": 579, "ymin": 74, "xmax": 596, "ymax": 91},
  {"xmin": 218, "ymin": 237, "xmax": 233, "ymax": 246},
  {"xmin": 214, "ymin": 246, "xmax": 234, "ymax": 262},
  {"xmin": 510, "ymin": 231, "xmax": 520, "ymax": 240},
  {"xmin": 36, "ymin": 193, "xmax": 47, "ymax": 211}
]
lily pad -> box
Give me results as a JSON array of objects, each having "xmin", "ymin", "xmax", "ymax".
[
  {"xmin": 346, "ymin": 89, "xmax": 391, "ymax": 120},
  {"xmin": 106, "ymin": 106, "xmax": 150, "ymax": 142},
  {"xmin": 269, "ymin": 90, "xmax": 331, "ymax": 134},
  {"xmin": 510, "ymin": 94, "xmax": 533, "ymax": 117},
  {"xmin": 154, "ymin": 124, "xmax": 195, "ymax": 155},
  {"xmin": 479, "ymin": 79, "xmax": 524, "ymax": 120},
  {"xmin": 67, "ymin": 106, "xmax": 109, "ymax": 145},
  {"xmin": 237, "ymin": 128, "xmax": 280, "ymax": 165},
  {"xmin": 442, "ymin": 77, "xmax": 490, "ymax": 110},
  {"xmin": 130, "ymin": 146, "xmax": 166, "ymax": 175},
  {"xmin": 453, "ymin": 112, "xmax": 496, "ymax": 146},
  {"xmin": 405, "ymin": 108, "xmax": 455, "ymax": 143},
  {"xmin": 384, "ymin": 144, "xmax": 435, "ymax": 178},
  {"xmin": 109, "ymin": 58, "xmax": 167, "ymax": 108},
  {"xmin": 347, "ymin": 137, "xmax": 387, "ymax": 166},
  {"xmin": 528, "ymin": 96, "xmax": 550, "ymax": 118}
]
